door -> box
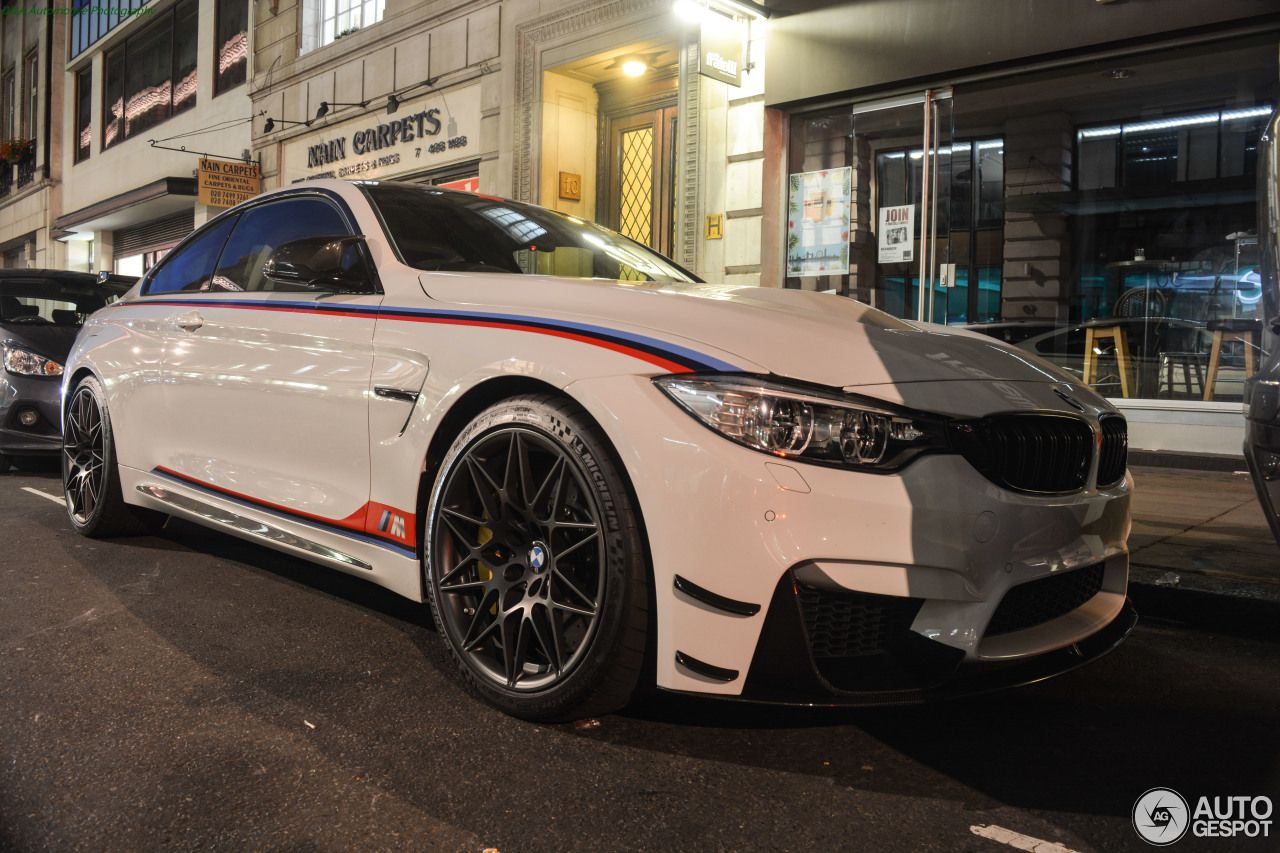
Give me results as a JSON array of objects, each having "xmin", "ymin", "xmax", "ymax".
[
  {"xmin": 157, "ymin": 195, "xmax": 381, "ymax": 526},
  {"xmin": 853, "ymin": 89, "xmax": 956, "ymax": 323},
  {"xmin": 598, "ymin": 74, "xmax": 678, "ymax": 259}
]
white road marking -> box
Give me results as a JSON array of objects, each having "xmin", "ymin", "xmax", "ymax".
[
  {"xmin": 22, "ymin": 487, "xmax": 66, "ymax": 507},
  {"xmin": 970, "ymin": 824, "xmax": 1084, "ymax": 853}
]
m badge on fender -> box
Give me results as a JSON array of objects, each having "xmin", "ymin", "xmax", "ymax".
[{"xmin": 378, "ymin": 509, "xmax": 407, "ymax": 539}]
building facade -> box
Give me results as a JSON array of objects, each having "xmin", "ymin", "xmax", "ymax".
[
  {"xmin": 249, "ymin": 0, "xmax": 769, "ymax": 286},
  {"xmin": 0, "ymin": 0, "xmax": 60, "ymax": 270},
  {"xmin": 51, "ymin": 0, "xmax": 251, "ymax": 276},
  {"xmin": 763, "ymin": 0, "xmax": 1280, "ymax": 457}
]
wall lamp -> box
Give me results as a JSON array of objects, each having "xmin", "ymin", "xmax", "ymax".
[
  {"xmin": 315, "ymin": 100, "xmax": 368, "ymax": 119},
  {"xmin": 386, "ymin": 77, "xmax": 439, "ymax": 115},
  {"xmin": 262, "ymin": 116, "xmax": 311, "ymax": 133}
]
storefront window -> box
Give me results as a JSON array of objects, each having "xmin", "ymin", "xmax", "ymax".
[{"xmin": 785, "ymin": 37, "xmax": 1274, "ymax": 403}]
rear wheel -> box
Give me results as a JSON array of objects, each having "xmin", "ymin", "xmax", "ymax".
[
  {"xmin": 425, "ymin": 395, "xmax": 648, "ymax": 721},
  {"xmin": 63, "ymin": 376, "xmax": 164, "ymax": 538}
]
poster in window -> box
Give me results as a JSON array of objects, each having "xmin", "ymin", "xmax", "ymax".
[
  {"xmin": 877, "ymin": 204, "xmax": 916, "ymax": 263},
  {"xmin": 786, "ymin": 168, "xmax": 851, "ymax": 277}
]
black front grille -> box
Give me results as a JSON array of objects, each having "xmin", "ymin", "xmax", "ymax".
[
  {"xmin": 986, "ymin": 563, "xmax": 1107, "ymax": 636},
  {"xmin": 796, "ymin": 585, "xmax": 924, "ymax": 658},
  {"xmin": 1098, "ymin": 415, "xmax": 1128, "ymax": 486},
  {"xmin": 951, "ymin": 414, "xmax": 1094, "ymax": 494}
]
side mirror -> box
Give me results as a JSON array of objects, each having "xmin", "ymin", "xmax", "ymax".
[{"xmin": 262, "ymin": 235, "xmax": 373, "ymax": 292}]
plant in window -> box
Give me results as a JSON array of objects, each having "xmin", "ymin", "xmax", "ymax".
[
  {"xmin": 335, "ymin": 26, "xmax": 361, "ymax": 39},
  {"xmin": 0, "ymin": 137, "xmax": 32, "ymax": 163}
]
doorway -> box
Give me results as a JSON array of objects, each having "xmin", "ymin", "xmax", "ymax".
[
  {"xmin": 789, "ymin": 89, "xmax": 1005, "ymax": 325},
  {"xmin": 597, "ymin": 71, "xmax": 678, "ymax": 258}
]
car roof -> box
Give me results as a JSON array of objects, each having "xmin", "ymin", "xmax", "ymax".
[{"xmin": 0, "ymin": 268, "xmax": 101, "ymax": 285}]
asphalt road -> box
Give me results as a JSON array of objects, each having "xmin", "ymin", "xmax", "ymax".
[{"xmin": 2, "ymin": 462, "xmax": 1278, "ymax": 853}]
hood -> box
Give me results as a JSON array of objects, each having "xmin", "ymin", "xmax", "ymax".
[
  {"xmin": 1, "ymin": 323, "xmax": 81, "ymax": 362},
  {"xmin": 418, "ymin": 274, "xmax": 1089, "ymax": 401}
]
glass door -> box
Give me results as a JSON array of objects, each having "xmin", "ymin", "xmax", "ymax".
[{"xmin": 854, "ymin": 89, "xmax": 955, "ymax": 323}]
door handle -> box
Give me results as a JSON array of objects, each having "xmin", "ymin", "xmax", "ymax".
[{"xmin": 170, "ymin": 309, "xmax": 204, "ymax": 331}]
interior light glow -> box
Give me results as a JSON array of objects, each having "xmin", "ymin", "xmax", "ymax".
[{"xmin": 622, "ymin": 58, "xmax": 647, "ymax": 77}]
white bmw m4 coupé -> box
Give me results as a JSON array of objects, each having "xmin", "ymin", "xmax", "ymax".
[{"xmin": 62, "ymin": 179, "xmax": 1135, "ymax": 720}]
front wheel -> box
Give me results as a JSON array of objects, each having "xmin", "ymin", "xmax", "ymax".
[
  {"xmin": 425, "ymin": 395, "xmax": 649, "ymax": 721},
  {"xmin": 63, "ymin": 376, "xmax": 165, "ymax": 538}
]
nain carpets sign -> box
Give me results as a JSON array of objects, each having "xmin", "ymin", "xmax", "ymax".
[{"xmin": 284, "ymin": 83, "xmax": 480, "ymax": 184}]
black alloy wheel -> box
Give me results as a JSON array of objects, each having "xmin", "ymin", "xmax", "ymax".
[
  {"xmin": 426, "ymin": 396, "xmax": 648, "ymax": 721},
  {"xmin": 63, "ymin": 376, "xmax": 163, "ymax": 538}
]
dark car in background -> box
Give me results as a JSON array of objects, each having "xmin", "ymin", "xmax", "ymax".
[
  {"xmin": 1246, "ymin": 109, "xmax": 1280, "ymax": 548},
  {"xmin": 0, "ymin": 270, "xmax": 132, "ymax": 473}
]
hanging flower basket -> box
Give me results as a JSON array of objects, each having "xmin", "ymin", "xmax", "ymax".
[{"xmin": 0, "ymin": 137, "xmax": 32, "ymax": 164}]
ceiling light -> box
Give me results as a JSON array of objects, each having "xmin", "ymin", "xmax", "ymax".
[{"xmin": 622, "ymin": 56, "xmax": 647, "ymax": 77}]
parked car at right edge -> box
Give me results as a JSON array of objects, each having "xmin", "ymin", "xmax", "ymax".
[{"xmin": 1245, "ymin": 109, "xmax": 1280, "ymax": 547}]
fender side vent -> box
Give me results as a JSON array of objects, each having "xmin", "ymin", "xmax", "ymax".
[
  {"xmin": 673, "ymin": 574, "xmax": 761, "ymax": 616},
  {"xmin": 675, "ymin": 651, "xmax": 739, "ymax": 682}
]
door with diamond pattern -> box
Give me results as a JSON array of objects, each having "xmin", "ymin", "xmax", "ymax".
[{"xmin": 603, "ymin": 105, "xmax": 678, "ymax": 261}]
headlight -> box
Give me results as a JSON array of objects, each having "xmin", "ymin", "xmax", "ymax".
[
  {"xmin": 3, "ymin": 345, "xmax": 64, "ymax": 377},
  {"xmin": 654, "ymin": 374, "xmax": 949, "ymax": 472}
]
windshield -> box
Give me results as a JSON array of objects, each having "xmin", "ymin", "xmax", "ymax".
[
  {"xmin": 0, "ymin": 277, "xmax": 131, "ymax": 327},
  {"xmin": 362, "ymin": 182, "xmax": 700, "ymax": 284}
]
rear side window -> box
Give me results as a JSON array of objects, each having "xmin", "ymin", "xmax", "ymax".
[
  {"xmin": 144, "ymin": 216, "xmax": 238, "ymax": 295},
  {"xmin": 212, "ymin": 197, "xmax": 352, "ymax": 292}
]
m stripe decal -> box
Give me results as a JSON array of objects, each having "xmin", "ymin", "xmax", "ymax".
[{"xmin": 142, "ymin": 298, "xmax": 740, "ymax": 373}]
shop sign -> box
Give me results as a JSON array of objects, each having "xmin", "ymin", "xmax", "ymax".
[
  {"xmin": 786, "ymin": 168, "xmax": 851, "ymax": 277},
  {"xmin": 284, "ymin": 83, "xmax": 481, "ymax": 185},
  {"xmin": 877, "ymin": 204, "xmax": 916, "ymax": 263},
  {"xmin": 197, "ymin": 158, "xmax": 261, "ymax": 208},
  {"xmin": 699, "ymin": 13, "xmax": 744, "ymax": 87}
]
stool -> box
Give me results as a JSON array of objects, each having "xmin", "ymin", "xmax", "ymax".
[
  {"xmin": 1083, "ymin": 324, "xmax": 1132, "ymax": 397},
  {"xmin": 1202, "ymin": 318, "xmax": 1263, "ymax": 401},
  {"xmin": 1159, "ymin": 351, "xmax": 1206, "ymax": 399}
]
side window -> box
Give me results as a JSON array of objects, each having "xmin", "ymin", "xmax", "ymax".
[
  {"xmin": 213, "ymin": 197, "xmax": 352, "ymax": 292},
  {"xmin": 144, "ymin": 215, "xmax": 238, "ymax": 295}
]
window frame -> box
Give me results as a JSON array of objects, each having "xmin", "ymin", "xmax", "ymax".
[
  {"xmin": 74, "ymin": 66, "xmax": 92, "ymax": 164},
  {"xmin": 23, "ymin": 50, "xmax": 37, "ymax": 141},
  {"xmin": 214, "ymin": 0, "xmax": 249, "ymax": 96},
  {"xmin": 100, "ymin": 0, "xmax": 200, "ymax": 152},
  {"xmin": 303, "ymin": 0, "xmax": 387, "ymax": 54},
  {"xmin": 1, "ymin": 68, "xmax": 14, "ymax": 140}
]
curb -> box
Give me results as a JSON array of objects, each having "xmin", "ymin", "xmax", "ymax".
[{"xmin": 1128, "ymin": 567, "xmax": 1280, "ymax": 641}]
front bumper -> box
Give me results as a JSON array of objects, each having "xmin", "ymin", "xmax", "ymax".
[
  {"xmin": 0, "ymin": 374, "xmax": 62, "ymax": 456},
  {"xmin": 666, "ymin": 597, "xmax": 1138, "ymax": 707},
  {"xmin": 569, "ymin": 374, "xmax": 1133, "ymax": 701}
]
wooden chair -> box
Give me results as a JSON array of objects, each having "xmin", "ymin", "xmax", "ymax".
[
  {"xmin": 1202, "ymin": 318, "xmax": 1263, "ymax": 401},
  {"xmin": 1083, "ymin": 323, "xmax": 1133, "ymax": 397}
]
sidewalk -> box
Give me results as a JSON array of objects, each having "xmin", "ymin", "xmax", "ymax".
[{"xmin": 1127, "ymin": 464, "xmax": 1280, "ymax": 632}]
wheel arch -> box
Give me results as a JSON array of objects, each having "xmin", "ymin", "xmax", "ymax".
[
  {"xmin": 414, "ymin": 375, "xmax": 653, "ymax": 563},
  {"xmin": 62, "ymin": 366, "xmax": 98, "ymax": 418}
]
